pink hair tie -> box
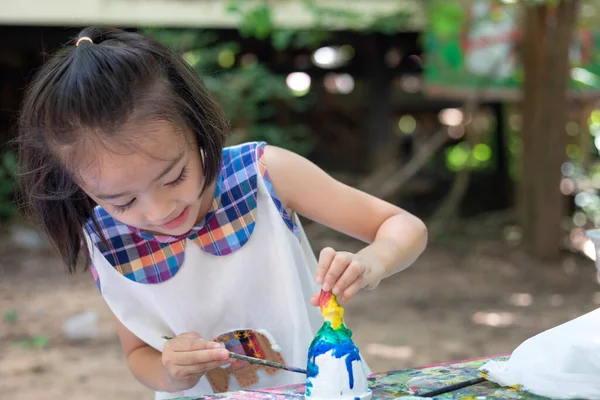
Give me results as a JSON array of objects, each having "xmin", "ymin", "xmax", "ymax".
[{"xmin": 76, "ymin": 37, "xmax": 93, "ymax": 47}]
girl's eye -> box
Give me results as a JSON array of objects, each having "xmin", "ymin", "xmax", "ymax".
[
  {"xmin": 113, "ymin": 198, "xmax": 136, "ymax": 213},
  {"xmin": 165, "ymin": 167, "xmax": 188, "ymax": 188}
]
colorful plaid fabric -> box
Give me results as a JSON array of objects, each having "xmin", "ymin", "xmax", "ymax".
[
  {"xmin": 85, "ymin": 206, "xmax": 186, "ymax": 284},
  {"xmin": 187, "ymin": 143, "xmax": 259, "ymax": 256},
  {"xmin": 84, "ymin": 142, "xmax": 299, "ymax": 286}
]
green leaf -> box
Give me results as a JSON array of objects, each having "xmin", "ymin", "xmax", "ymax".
[
  {"xmin": 0, "ymin": 181, "xmax": 16, "ymax": 196},
  {"xmin": 225, "ymin": 0, "xmax": 241, "ymax": 13},
  {"xmin": 271, "ymin": 30, "xmax": 295, "ymax": 51},
  {"xmin": 445, "ymin": 142, "xmax": 471, "ymax": 171},
  {"xmin": 0, "ymin": 202, "xmax": 16, "ymax": 218},
  {"xmin": 32, "ymin": 335, "xmax": 50, "ymax": 348},
  {"xmin": 293, "ymin": 30, "xmax": 331, "ymax": 49},
  {"xmin": 238, "ymin": 5, "xmax": 274, "ymax": 40},
  {"xmin": 3, "ymin": 310, "xmax": 17, "ymax": 325},
  {"xmin": 441, "ymin": 42, "xmax": 463, "ymax": 69},
  {"xmin": 2, "ymin": 151, "xmax": 16, "ymax": 172},
  {"xmin": 252, "ymin": 5, "xmax": 273, "ymax": 39},
  {"xmin": 15, "ymin": 335, "xmax": 50, "ymax": 349},
  {"xmin": 428, "ymin": 0, "xmax": 465, "ymax": 39}
]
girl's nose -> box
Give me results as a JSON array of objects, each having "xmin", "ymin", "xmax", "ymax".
[{"xmin": 144, "ymin": 197, "xmax": 177, "ymax": 223}]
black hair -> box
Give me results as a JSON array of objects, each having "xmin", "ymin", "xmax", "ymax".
[{"xmin": 17, "ymin": 26, "xmax": 229, "ymax": 273}]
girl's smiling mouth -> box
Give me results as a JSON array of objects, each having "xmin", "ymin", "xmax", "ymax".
[{"xmin": 160, "ymin": 206, "xmax": 190, "ymax": 230}]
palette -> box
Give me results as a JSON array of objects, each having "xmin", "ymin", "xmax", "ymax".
[{"xmin": 173, "ymin": 355, "xmax": 556, "ymax": 399}]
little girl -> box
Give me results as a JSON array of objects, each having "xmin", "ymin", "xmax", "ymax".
[{"xmin": 17, "ymin": 27, "xmax": 427, "ymax": 399}]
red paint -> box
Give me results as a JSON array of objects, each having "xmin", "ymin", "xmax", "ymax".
[{"xmin": 318, "ymin": 290, "xmax": 332, "ymax": 308}]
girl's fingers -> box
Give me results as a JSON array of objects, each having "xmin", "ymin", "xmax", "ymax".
[
  {"xmin": 340, "ymin": 278, "xmax": 364, "ymax": 304},
  {"xmin": 175, "ymin": 348, "xmax": 230, "ymax": 366},
  {"xmin": 177, "ymin": 332, "xmax": 202, "ymax": 340},
  {"xmin": 315, "ymin": 247, "xmax": 336, "ymax": 285},
  {"xmin": 169, "ymin": 336, "xmax": 221, "ymax": 352},
  {"xmin": 332, "ymin": 262, "xmax": 364, "ymax": 295},
  {"xmin": 322, "ymin": 252, "xmax": 352, "ymax": 292},
  {"xmin": 172, "ymin": 359, "xmax": 232, "ymax": 379}
]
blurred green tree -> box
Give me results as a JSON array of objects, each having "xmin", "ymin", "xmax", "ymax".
[
  {"xmin": 145, "ymin": 0, "xmax": 599, "ymax": 262},
  {"xmin": 142, "ymin": 28, "xmax": 316, "ymax": 155},
  {"xmin": 0, "ymin": 151, "xmax": 17, "ymax": 219},
  {"xmin": 143, "ymin": 1, "xmax": 418, "ymax": 156}
]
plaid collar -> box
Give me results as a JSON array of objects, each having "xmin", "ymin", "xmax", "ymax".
[{"xmin": 85, "ymin": 142, "xmax": 260, "ymax": 284}]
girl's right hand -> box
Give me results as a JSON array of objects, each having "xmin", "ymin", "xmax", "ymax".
[{"xmin": 162, "ymin": 332, "xmax": 231, "ymax": 392}]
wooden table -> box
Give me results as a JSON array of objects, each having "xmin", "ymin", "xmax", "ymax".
[{"xmin": 176, "ymin": 355, "xmax": 551, "ymax": 399}]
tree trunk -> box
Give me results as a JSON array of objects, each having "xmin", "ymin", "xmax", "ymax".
[
  {"xmin": 493, "ymin": 103, "xmax": 511, "ymax": 211},
  {"xmin": 520, "ymin": 0, "xmax": 580, "ymax": 259},
  {"xmin": 366, "ymin": 34, "xmax": 397, "ymax": 170}
]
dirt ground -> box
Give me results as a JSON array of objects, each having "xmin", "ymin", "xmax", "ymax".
[{"xmin": 1, "ymin": 217, "xmax": 600, "ymax": 400}]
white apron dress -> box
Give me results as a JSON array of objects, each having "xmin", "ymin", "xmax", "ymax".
[{"xmin": 83, "ymin": 142, "xmax": 325, "ymax": 399}]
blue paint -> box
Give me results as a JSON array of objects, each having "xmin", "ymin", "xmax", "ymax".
[{"xmin": 305, "ymin": 321, "xmax": 362, "ymax": 396}]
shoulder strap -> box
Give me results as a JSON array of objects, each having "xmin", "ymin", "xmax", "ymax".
[{"xmin": 255, "ymin": 142, "xmax": 301, "ymax": 240}]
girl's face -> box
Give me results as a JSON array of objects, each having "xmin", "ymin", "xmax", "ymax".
[{"xmin": 77, "ymin": 120, "xmax": 210, "ymax": 236}]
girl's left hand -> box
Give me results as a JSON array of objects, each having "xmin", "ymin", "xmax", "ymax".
[{"xmin": 310, "ymin": 247, "xmax": 385, "ymax": 305}]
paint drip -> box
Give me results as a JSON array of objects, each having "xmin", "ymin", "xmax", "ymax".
[{"xmin": 305, "ymin": 290, "xmax": 372, "ymax": 400}]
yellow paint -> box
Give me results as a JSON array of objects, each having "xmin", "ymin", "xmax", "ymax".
[
  {"xmin": 459, "ymin": 395, "xmax": 480, "ymax": 400},
  {"xmin": 322, "ymin": 293, "xmax": 344, "ymax": 330}
]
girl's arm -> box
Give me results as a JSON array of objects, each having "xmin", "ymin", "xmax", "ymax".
[
  {"xmin": 263, "ymin": 145, "xmax": 428, "ymax": 303},
  {"xmin": 113, "ymin": 314, "xmax": 230, "ymax": 392},
  {"xmin": 114, "ymin": 314, "xmax": 176, "ymax": 391}
]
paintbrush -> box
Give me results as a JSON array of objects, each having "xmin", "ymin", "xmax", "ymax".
[
  {"xmin": 228, "ymin": 352, "xmax": 307, "ymax": 374},
  {"xmin": 415, "ymin": 376, "xmax": 486, "ymax": 397},
  {"xmin": 161, "ymin": 335, "xmax": 307, "ymax": 374}
]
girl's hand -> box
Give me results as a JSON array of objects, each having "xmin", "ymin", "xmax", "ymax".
[
  {"xmin": 161, "ymin": 332, "xmax": 231, "ymax": 392},
  {"xmin": 311, "ymin": 247, "xmax": 385, "ymax": 305}
]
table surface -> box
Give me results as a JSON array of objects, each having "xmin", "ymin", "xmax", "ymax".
[{"xmin": 176, "ymin": 355, "xmax": 552, "ymax": 399}]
